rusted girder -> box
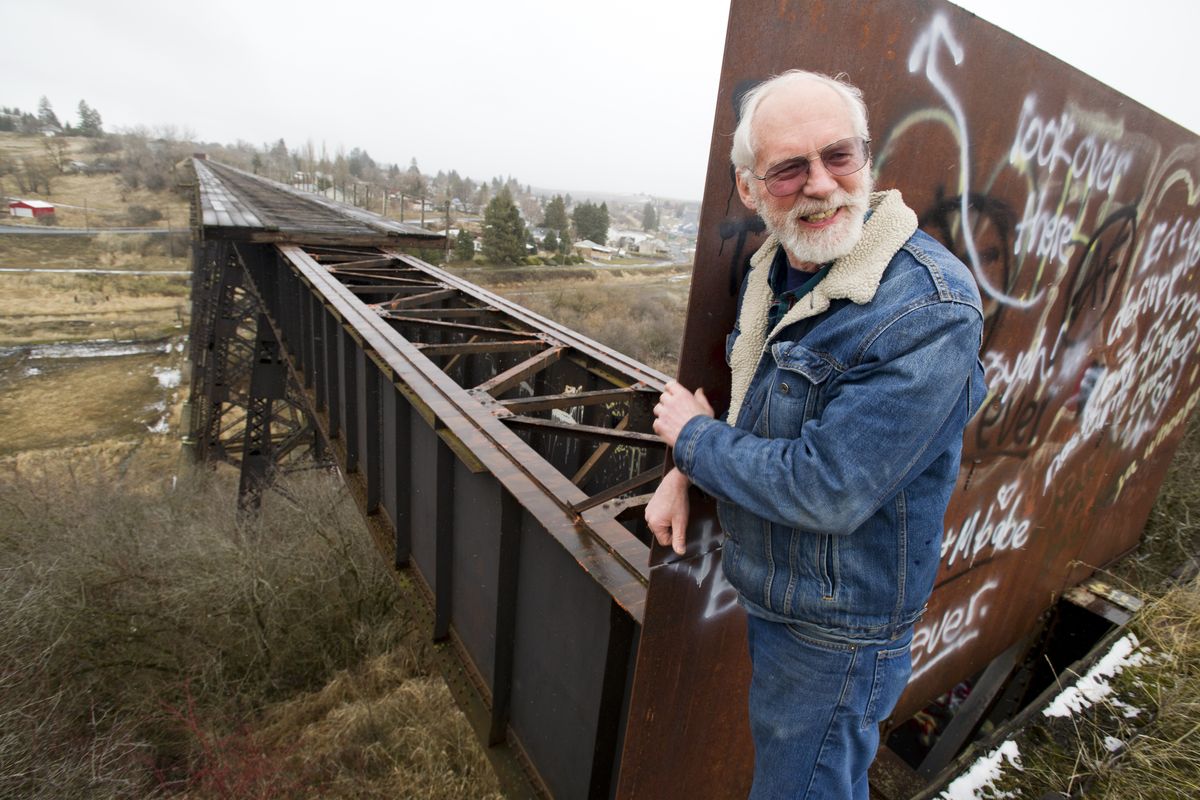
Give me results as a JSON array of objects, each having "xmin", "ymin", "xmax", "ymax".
[{"xmin": 215, "ymin": 238, "xmax": 671, "ymax": 797}]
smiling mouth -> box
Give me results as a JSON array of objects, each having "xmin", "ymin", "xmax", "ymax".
[{"xmin": 800, "ymin": 207, "xmax": 839, "ymax": 223}]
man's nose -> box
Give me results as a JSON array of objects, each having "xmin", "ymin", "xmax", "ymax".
[{"xmin": 801, "ymin": 158, "xmax": 838, "ymax": 197}]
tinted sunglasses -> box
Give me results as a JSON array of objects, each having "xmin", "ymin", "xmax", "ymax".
[{"xmin": 750, "ymin": 137, "xmax": 871, "ymax": 197}]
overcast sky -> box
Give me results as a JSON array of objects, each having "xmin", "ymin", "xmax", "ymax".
[{"xmin": 2, "ymin": 1, "xmax": 1196, "ymax": 200}]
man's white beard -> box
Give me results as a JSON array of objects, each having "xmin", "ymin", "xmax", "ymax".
[{"xmin": 758, "ymin": 174, "xmax": 874, "ymax": 267}]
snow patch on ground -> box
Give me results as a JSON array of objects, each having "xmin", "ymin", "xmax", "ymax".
[
  {"xmin": 1042, "ymin": 633, "xmax": 1148, "ymax": 718},
  {"xmin": 939, "ymin": 739, "xmax": 1023, "ymax": 799},
  {"xmin": 153, "ymin": 366, "xmax": 181, "ymax": 388},
  {"xmin": 0, "ymin": 339, "xmax": 172, "ymax": 360}
]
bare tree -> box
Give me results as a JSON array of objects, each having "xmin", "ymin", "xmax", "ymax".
[{"xmin": 42, "ymin": 137, "xmax": 69, "ymax": 173}]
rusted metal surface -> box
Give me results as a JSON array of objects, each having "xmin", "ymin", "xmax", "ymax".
[
  {"xmin": 615, "ymin": 495, "xmax": 755, "ymax": 799},
  {"xmin": 637, "ymin": 0, "xmax": 1200, "ymax": 792}
]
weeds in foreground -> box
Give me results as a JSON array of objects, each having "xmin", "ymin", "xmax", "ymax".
[
  {"xmin": 0, "ymin": 462, "xmax": 497, "ymax": 798},
  {"xmin": 989, "ymin": 578, "xmax": 1200, "ymax": 799}
]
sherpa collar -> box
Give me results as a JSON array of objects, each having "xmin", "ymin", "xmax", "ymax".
[{"xmin": 725, "ymin": 189, "xmax": 918, "ymax": 425}]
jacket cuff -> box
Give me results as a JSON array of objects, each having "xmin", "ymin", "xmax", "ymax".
[{"xmin": 673, "ymin": 415, "xmax": 719, "ymax": 477}]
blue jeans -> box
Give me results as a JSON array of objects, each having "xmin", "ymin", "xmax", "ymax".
[{"xmin": 745, "ymin": 614, "xmax": 913, "ymax": 799}]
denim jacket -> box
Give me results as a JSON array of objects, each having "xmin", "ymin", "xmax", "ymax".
[{"xmin": 674, "ymin": 190, "xmax": 987, "ymax": 643}]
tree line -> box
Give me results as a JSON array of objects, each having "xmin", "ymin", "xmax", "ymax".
[
  {"xmin": 468, "ymin": 191, "xmax": 623, "ymax": 265},
  {"xmin": 0, "ymin": 96, "xmax": 103, "ymax": 137}
]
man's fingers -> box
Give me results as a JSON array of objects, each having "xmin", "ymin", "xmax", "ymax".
[
  {"xmin": 646, "ymin": 518, "xmax": 686, "ymax": 553},
  {"xmin": 672, "ymin": 513, "xmax": 687, "ymax": 555}
]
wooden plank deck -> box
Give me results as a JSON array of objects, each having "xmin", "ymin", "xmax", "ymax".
[{"xmin": 193, "ymin": 158, "xmax": 444, "ymax": 248}]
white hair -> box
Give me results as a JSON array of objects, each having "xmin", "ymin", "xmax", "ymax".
[{"xmin": 729, "ymin": 70, "xmax": 870, "ymax": 174}]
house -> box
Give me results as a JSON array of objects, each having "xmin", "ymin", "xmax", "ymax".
[
  {"xmin": 611, "ymin": 230, "xmax": 649, "ymax": 252},
  {"xmin": 635, "ymin": 237, "xmax": 668, "ymax": 256},
  {"xmin": 573, "ymin": 239, "xmax": 616, "ymax": 261},
  {"xmin": 8, "ymin": 199, "xmax": 55, "ymax": 218}
]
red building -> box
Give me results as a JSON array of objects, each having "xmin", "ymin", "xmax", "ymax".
[{"xmin": 8, "ymin": 199, "xmax": 56, "ymax": 218}]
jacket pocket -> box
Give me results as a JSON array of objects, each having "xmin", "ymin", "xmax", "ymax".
[
  {"xmin": 817, "ymin": 533, "xmax": 838, "ymax": 601},
  {"xmin": 771, "ymin": 342, "xmax": 835, "ymax": 384},
  {"xmin": 767, "ymin": 342, "xmax": 835, "ymax": 439}
]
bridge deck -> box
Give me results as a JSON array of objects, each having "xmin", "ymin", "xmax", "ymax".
[{"xmin": 193, "ymin": 158, "xmax": 444, "ymax": 247}]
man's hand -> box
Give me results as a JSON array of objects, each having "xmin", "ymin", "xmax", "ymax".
[
  {"xmin": 652, "ymin": 380, "xmax": 714, "ymax": 447},
  {"xmin": 646, "ymin": 467, "xmax": 691, "ymax": 555}
]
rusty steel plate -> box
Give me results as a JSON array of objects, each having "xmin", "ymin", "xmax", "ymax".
[{"xmin": 622, "ymin": 0, "xmax": 1200, "ymax": 792}]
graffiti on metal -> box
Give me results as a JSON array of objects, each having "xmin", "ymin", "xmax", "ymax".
[{"xmin": 651, "ymin": 1, "xmax": 1200, "ymax": 787}]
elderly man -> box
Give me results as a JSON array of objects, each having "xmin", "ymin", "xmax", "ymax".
[{"xmin": 648, "ymin": 70, "xmax": 986, "ymax": 798}]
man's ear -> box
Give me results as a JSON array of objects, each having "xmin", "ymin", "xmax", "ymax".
[{"xmin": 735, "ymin": 169, "xmax": 758, "ymax": 212}]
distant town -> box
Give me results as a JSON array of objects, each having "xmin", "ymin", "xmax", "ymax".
[{"xmin": 1, "ymin": 97, "xmax": 701, "ymax": 267}]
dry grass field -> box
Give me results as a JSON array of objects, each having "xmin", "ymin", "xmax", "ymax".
[
  {"xmin": 0, "ymin": 350, "xmax": 177, "ymax": 455},
  {"xmin": 448, "ymin": 261, "xmax": 691, "ymax": 374},
  {"xmin": 0, "ymin": 131, "xmax": 191, "ymax": 229},
  {"xmin": 0, "ymin": 269, "xmax": 187, "ymax": 345}
]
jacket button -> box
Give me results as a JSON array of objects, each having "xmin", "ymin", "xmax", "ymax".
[{"xmin": 779, "ymin": 382, "xmax": 790, "ymax": 394}]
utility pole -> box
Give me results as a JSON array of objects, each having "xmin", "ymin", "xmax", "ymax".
[
  {"xmin": 400, "ymin": 193, "xmax": 405, "ymax": 223},
  {"xmin": 444, "ymin": 200, "xmax": 451, "ymax": 262}
]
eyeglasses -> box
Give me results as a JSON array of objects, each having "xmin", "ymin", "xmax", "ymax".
[{"xmin": 749, "ymin": 137, "xmax": 871, "ymax": 197}]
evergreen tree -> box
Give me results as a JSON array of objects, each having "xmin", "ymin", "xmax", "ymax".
[
  {"xmin": 642, "ymin": 201, "xmax": 658, "ymax": 231},
  {"xmin": 542, "ymin": 229, "xmax": 559, "ymax": 252},
  {"xmin": 542, "ymin": 194, "xmax": 568, "ymax": 233},
  {"xmin": 454, "ymin": 228, "xmax": 476, "ymax": 262},
  {"xmin": 37, "ymin": 96, "xmax": 60, "ymax": 129},
  {"xmin": 482, "ymin": 189, "xmax": 526, "ymax": 264},
  {"xmin": 269, "ymin": 138, "xmax": 291, "ymax": 181},
  {"xmin": 348, "ymin": 147, "xmax": 375, "ymax": 179},
  {"xmin": 404, "ymin": 158, "xmax": 424, "ymax": 196},
  {"xmin": 572, "ymin": 200, "xmax": 609, "ymax": 245},
  {"xmin": 76, "ymin": 100, "xmax": 103, "ymax": 137}
]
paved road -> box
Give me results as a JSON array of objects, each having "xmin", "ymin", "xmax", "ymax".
[
  {"xmin": 0, "ymin": 224, "xmax": 173, "ymax": 235},
  {"xmin": 0, "ymin": 267, "xmax": 190, "ymax": 275}
]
